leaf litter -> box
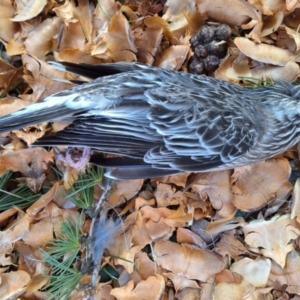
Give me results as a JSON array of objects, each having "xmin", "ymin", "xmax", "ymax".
[{"xmin": 0, "ymin": 0, "xmax": 299, "ymax": 299}]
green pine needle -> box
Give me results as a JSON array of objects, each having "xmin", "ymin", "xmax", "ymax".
[
  {"xmin": 0, "ymin": 171, "xmax": 41, "ymax": 211},
  {"xmin": 41, "ymin": 215, "xmax": 84, "ymax": 299},
  {"xmin": 66, "ymin": 166, "xmax": 104, "ymax": 208}
]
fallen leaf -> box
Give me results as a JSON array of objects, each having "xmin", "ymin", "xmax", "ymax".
[
  {"xmin": 156, "ymin": 45, "xmax": 190, "ymax": 70},
  {"xmin": 242, "ymin": 214, "xmax": 300, "ymax": 267},
  {"xmin": 197, "ymin": 0, "xmax": 263, "ymax": 42},
  {"xmin": 231, "ymin": 158, "xmax": 292, "ymax": 211},
  {"xmin": 110, "ymin": 275, "xmax": 165, "ymax": 300},
  {"xmin": 154, "ymin": 240, "xmax": 226, "ymax": 282},
  {"xmin": 235, "ymin": 37, "xmax": 300, "ymax": 66},
  {"xmin": 11, "ymin": 0, "xmax": 48, "ymax": 22},
  {"xmin": 108, "ymin": 179, "xmax": 143, "ymax": 207},
  {"xmin": 0, "ymin": 270, "xmax": 30, "ymax": 299},
  {"xmin": 0, "ymin": 148, "xmax": 52, "ymax": 178},
  {"xmin": 231, "ymin": 257, "xmax": 271, "ymax": 287},
  {"xmin": 0, "ymin": 0, "xmax": 19, "ymax": 42},
  {"xmin": 24, "ymin": 17, "xmax": 63, "ymax": 58}
]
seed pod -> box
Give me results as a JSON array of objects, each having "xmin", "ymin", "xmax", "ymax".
[
  {"xmin": 189, "ymin": 58, "xmax": 205, "ymax": 74},
  {"xmin": 197, "ymin": 25, "xmax": 216, "ymax": 44},
  {"xmin": 206, "ymin": 40, "xmax": 227, "ymax": 57},
  {"xmin": 194, "ymin": 44, "xmax": 208, "ymax": 58},
  {"xmin": 215, "ymin": 24, "xmax": 231, "ymax": 41},
  {"xmin": 203, "ymin": 55, "xmax": 220, "ymax": 72}
]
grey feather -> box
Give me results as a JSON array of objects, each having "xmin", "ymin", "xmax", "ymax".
[{"xmin": 91, "ymin": 215, "xmax": 121, "ymax": 266}]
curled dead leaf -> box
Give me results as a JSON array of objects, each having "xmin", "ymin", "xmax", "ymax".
[
  {"xmin": 11, "ymin": 0, "xmax": 47, "ymax": 22},
  {"xmin": 154, "ymin": 240, "xmax": 226, "ymax": 282},
  {"xmin": 242, "ymin": 215, "xmax": 300, "ymax": 268},
  {"xmin": 24, "ymin": 17, "xmax": 63, "ymax": 58},
  {"xmin": 0, "ymin": 148, "xmax": 52, "ymax": 178},
  {"xmin": 231, "ymin": 158, "xmax": 292, "ymax": 212},
  {"xmin": 197, "ymin": 0, "xmax": 263, "ymax": 42},
  {"xmin": 235, "ymin": 37, "xmax": 300, "ymax": 66}
]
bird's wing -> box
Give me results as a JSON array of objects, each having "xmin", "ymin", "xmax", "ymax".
[
  {"xmin": 33, "ymin": 115, "xmax": 161, "ymax": 158},
  {"xmin": 143, "ymin": 83, "xmax": 260, "ymax": 171}
]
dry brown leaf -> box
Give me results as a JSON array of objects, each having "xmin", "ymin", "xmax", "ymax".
[
  {"xmin": 192, "ymin": 170, "xmax": 236, "ymax": 218},
  {"xmin": 206, "ymin": 217, "xmax": 246, "ymax": 235},
  {"xmin": 261, "ymin": 11, "xmax": 284, "ymax": 36},
  {"xmin": 5, "ymin": 38, "xmax": 25, "ymax": 56},
  {"xmin": 13, "ymin": 124, "xmax": 47, "ymax": 145},
  {"xmin": 242, "ymin": 215, "xmax": 300, "ymax": 267},
  {"xmin": 269, "ymin": 250, "xmax": 300, "ymax": 295},
  {"xmin": 215, "ymin": 230, "xmax": 248, "ymax": 260},
  {"xmin": 0, "ymin": 214, "xmax": 33, "ymax": 265},
  {"xmin": 11, "ymin": 0, "xmax": 47, "ymax": 22},
  {"xmin": 0, "ymin": 207, "xmax": 19, "ymax": 224},
  {"xmin": 22, "ymin": 173, "xmax": 46, "ymax": 193},
  {"xmin": 156, "ymin": 45, "xmax": 190, "ymax": 71},
  {"xmin": 163, "ymin": 173, "xmax": 190, "ymax": 187},
  {"xmin": 215, "ymin": 270, "xmax": 243, "ymax": 284},
  {"xmin": 141, "ymin": 204, "xmax": 193, "ymax": 232},
  {"xmin": 132, "ymin": 26, "xmax": 163, "ymax": 65},
  {"xmin": 0, "ymin": 270, "xmax": 30, "ymax": 299},
  {"xmin": 0, "ymin": 60, "xmax": 22, "ymax": 94},
  {"xmin": 22, "ymin": 219, "xmax": 54, "ymax": 247},
  {"xmin": 94, "ymin": 283, "xmax": 115, "ymax": 300},
  {"xmin": 154, "ymin": 240, "xmax": 226, "ymax": 282},
  {"xmin": 248, "ymin": 0, "xmax": 287, "ymax": 15},
  {"xmin": 178, "ymin": 287, "xmax": 201, "ymax": 299},
  {"xmin": 54, "ymin": 48, "xmax": 103, "ymax": 64},
  {"xmin": 92, "ymin": 13, "xmax": 137, "ymax": 61},
  {"xmin": 25, "ymin": 273, "xmax": 49, "ymax": 293},
  {"xmin": 162, "ymin": 0, "xmax": 195, "ymax": 33},
  {"xmin": 235, "ymin": 37, "xmax": 300, "ymax": 66},
  {"xmin": 21, "ymin": 54, "xmax": 75, "ymax": 102},
  {"xmin": 213, "ymin": 281, "xmax": 250, "ymax": 300},
  {"xmin": 135, "ymin": 252, "xmax": 157, "ymax": 280},
  {"xmin": 0, "ymin": 0, "xmax": 19, "ymax": 42},
  {"xmin": 197, "ymin": 0, "xmax": 263, "ymax": 42},
  {"xmin": 143, "ymin": 16, "xmax": 173, "ymax": 40},
  {"xmin": 285, "ymin": 7, "xmax": 300, "ymax": 27},
  {"xmin": 277, "ymin": 25, "xmax": 300, "ymax": 52},
  {"xmin": 0, "ymin": 96, "xmax": 30, "ymax": 117},
  {"xmin": 110, "ymin": 275, "xmax": 165, "ymax": 300},
  {"xmin": 231, "ymin": 257, "xmax": 271, "ymax": 287},
  {"xmin": 154, "ymin": 183, "xmax": 176, "ymax": 207},
  {"xmin": 250, "ymin": 61, "xmax": 300, "ymax": 82},
  {"xmin": 291, "ymin": 178, "xmax": 300, "ymax": 222},
  {"xmin": 108, "ymin": 179, "xmax": 143, "ymax": 207},
  {"xmin": 231, "ymin": 158, "xmax": 292, "ymax": 211},
  {"xmin": 176, "ymin": 227, "xmax": 207, "ymax": 248},
  {"xmin": 55, "ymin": 22, "xmax": 90, "ymax": 54},
  {"xmin": 139, "ymin": 206, "xmax": 175, "ymax": 240},
  {"xmin": 27, "ymin": 182, "xmax": 60, "ymax": 216},
  {"xmin": 24, "ymin": 17, "xmax": 63, "ymax": 58},
  {"xmin": 109, "ymin": 213, "xmax": 149, "ymax": 273},
  {"xmin": 0, "ymin": 148, "xmax": 52, "ymax": 178},
  {"xmin": 52, "ymin": 0, "xmax": 79, "ymax": 25},
  {"xmin": 165, "ymin": 272, "xmax": 200, "ymax": 292}
]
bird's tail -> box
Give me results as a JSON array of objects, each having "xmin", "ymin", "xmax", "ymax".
[{"xmin": 0, "ymin": 101, "xmax": 75, "ymax": 134}]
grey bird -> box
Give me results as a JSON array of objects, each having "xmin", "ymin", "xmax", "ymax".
[{"xmin": 0, "ymin": 61, "xmax": 299, "ymax": 179}]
